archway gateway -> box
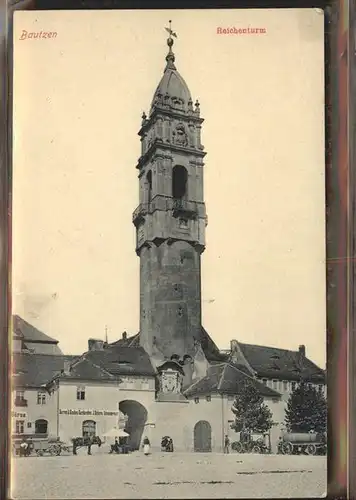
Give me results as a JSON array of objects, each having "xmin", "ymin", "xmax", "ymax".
[
  {"xmin": 194, "ymin": 420, "xmax": 212, "ymax": 452},
  {"xmin": 119, "ymin": 400, "xmax": 148, "ymax": 450}
]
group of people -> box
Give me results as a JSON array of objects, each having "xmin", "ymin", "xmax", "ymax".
[{"xmin": 17, "ymin": 438, "xmax": 34, "ymax": 457}]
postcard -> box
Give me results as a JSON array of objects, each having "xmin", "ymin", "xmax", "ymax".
[{"xmin": 11, "ymin": 8, "xmax": 326, "ymax": 499}]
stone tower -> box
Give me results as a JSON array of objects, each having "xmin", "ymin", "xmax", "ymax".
[{"xmin": 133, "ymin": 27, "xmax": 207, "ymax": 368}]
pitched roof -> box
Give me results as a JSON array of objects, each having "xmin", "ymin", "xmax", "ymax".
[
  {"xmin": 56, "ymin": 357, "xmax": 119, "ymax": 382},
  {"xmin": 183, "ymin": 362, "xmax": 281, "ymax": 399},
  {"xmin": 110, "ymin": 327, "xmax": 228, "ymax": 363},
  {"xmin": 110, "ymin": 333, "xmax": 140, "ymax": 348},
  {"xmin": 82, "ymin": 345, "xmax": 156, "ymax": 377},
  {"xmin": 199, "ymin": 326, "xmax": 229, "ymax": 362},
  {"xmin": 12, "ymin": 353, "xmax": 78, "ymax": 388},
  {"xmin": 238, "ymin": 342, "xmax": 325, "ymax": 382},
  {"xmin": 13, "ymin": 315, "xmax": 59, "ymax": 344}
]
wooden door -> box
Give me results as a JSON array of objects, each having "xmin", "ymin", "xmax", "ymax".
[{"xmin": 194, "ymin": 420, "xmax": 212, "ymax": 452}]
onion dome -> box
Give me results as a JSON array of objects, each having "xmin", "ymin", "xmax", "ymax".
[{"xmin": 150, "ymin": 22, "xmax": 193, "ymax": 114}]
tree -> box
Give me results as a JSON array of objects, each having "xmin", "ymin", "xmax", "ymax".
[
  {"xmin": 231, "ymin": 378, "xmax": 274, "ymax": 434},
  {"xmin": 284, "ymin": 382, "xmax": 327, "ymax": 433}
]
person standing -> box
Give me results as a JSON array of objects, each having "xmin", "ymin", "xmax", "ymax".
[
  {"xmin": 72, "ymin": 438, "xmax": 77, "ymax": 455},
  {"xmin": 20, "ymin": 438, "xmax": 28, "ymax": 457},
  {"xmin": 87, "ymin": 436, "xmax": 92, "ymax": 455},
  {"xmin": 143, "ymin": 436, "xmax": 150, "ymax": 456},
  {"xmin": 224, "ymin": 435, "xmax": 230, "ymax": 454}
]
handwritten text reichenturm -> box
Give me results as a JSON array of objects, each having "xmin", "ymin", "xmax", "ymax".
[
  {"xmin": 19, "ymin": 30, "xmax": 58, "ymax": 40},
  {"xmin": 217, "ymin": 27, "xmax": 267, "ymax": 35}
]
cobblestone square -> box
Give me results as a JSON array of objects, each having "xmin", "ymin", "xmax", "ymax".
[{"xmin": 12, "ymin": 446, "xmax": 327, "ymax": 499}]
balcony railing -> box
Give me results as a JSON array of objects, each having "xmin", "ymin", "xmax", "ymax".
[
  {"xmin": 132, "ymin": 203, "xmax": 148, "ymax": 226},
  {"xmin": 14, "ymin": 398, "xmax": 28, "ymax": 407},
  {"xmin": 172, "ymin": 198, "xmax": 197, "ymax": 218},
  {"xmin": 132, "ymin": 198, "xmax": 199, "ymax": 225}
]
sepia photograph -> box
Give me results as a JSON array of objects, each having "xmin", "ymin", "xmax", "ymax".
[{"xmin": 11, "ymin": 8, "xmax": 326, "ymax": 499}]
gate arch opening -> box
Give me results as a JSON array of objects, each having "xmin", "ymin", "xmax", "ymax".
[
  {"xmin": 119, "ymin": 400, "xmax": 148, "ymax": 450},
  {"xmin": 194, "ymin": 420, "xmax": 212, "ymax": 452}
]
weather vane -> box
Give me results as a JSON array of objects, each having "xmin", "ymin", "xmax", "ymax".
[{"xmin": 165, "ymin": 20, "xmax": 177, "ymax": 39}]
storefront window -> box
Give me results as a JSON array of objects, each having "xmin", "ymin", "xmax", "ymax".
[
  {"xmin": 82, "ymin": 420, "xmax": 96, "ymax": 438},
  {"xmin": 35, "ymin": 419, "xmax": 48, "ymax": 435}
]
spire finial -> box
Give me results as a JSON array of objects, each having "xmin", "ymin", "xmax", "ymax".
[
  {"xmin": 164, "ymin": 20, "xmax": 177, "ymax": 71},
  {"xmin": 105, "ymin": 325, "xmax": 108, "ymax": 344}
]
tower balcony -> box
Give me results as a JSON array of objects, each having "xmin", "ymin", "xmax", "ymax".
[
  {"xmin": 132, "ymin": 203, "xmax": 149, "ymax": 227},
  {"xmin": 172, "ymin": 198, "xmax": 198, "ymax": 219}
]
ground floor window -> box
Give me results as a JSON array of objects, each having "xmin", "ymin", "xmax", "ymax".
[
  {"xmin": 15, "ymin": 420, "xmax": 24, "ymax": 434},
  {"xmin": 35, "ymin": 419, "xmax": 48, "ymax": 434},
  {"xmin": 82, "ymin": 420, "xmax": 96, "ymax": 438}
]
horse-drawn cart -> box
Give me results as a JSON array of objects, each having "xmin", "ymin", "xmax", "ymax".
[
  {"xmin": 278, "ymin": 432, "xmax": 326, "ymax": 456},
  {"xmin": 232, "ymin": 432, "xmax": 270, "ymax": 454},
  {"xmin": 12, "ymin": 436, "xmax": 72, "ymax": 457},
  {"xmin": 35, "ymin": 439, "xmax": 71, "ymax": 456}
]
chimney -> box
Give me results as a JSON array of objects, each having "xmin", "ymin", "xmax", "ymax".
[
  {"xmin": 298, "ymin": 345, "xmax": 306, "ymax": 357},
  {"xmin": 63, "ymin": 360, "xmax": 71, "ymax": 375},
  {"xmin": 122, "ymin": 331, "xmax": 127, "ymax": 340},
  {"xmin": 88, "ymin": 338, "xmax": 104, "ymax": 351},
  {"xmin": 230, "ymin": 339, "xmax": 238, "ymax": 352}
]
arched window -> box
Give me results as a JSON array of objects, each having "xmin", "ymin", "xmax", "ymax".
[
  {"xmin": 172, "ymin": 166, "xmax": 187, "ymax": 200},
  {"xmin": 82, "ymin": 420, "xmax": 96, "ymax": 438},
  {"xmin": 146, "ymin": 170, "xmax": 152, "ymax": 203},
  {"xmin": 35, "ymin": 419, "xmax": 48, "ymax": 435}
]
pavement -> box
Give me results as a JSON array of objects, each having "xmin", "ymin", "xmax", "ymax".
[{"xmin": 11, "ymin": 445, "xmax": 327, "ymax": 499}]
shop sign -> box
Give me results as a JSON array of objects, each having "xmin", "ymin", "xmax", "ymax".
[
  {"xmin": 59, "ymin": 409, "xmax": 119, "ymax": 416},
  {"xmin": 12, "ymin": 411, "xmax": 27, "ymax": 418}
]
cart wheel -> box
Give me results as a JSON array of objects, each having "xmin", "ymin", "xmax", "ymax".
[
  {"xmin": 252, "ymin": 445, "xmax": 261, "ymax": 454},
  {"xmin": 235, "ymin": 442, "xmax": 244, "ymax": 453},
  {"xmin": 282, "ymin": 442, "xmax": 293, "ymax": 455},
  {"xmin": 36, "ymin": 450, "xmax": 44, "ymax": 457},
  {"xmin": 305, "ymin": 444, "xmax": 317, "ymax": 456}
]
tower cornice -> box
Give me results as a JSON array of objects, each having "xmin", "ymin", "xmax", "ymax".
[
  {"xmin": 138, "ymin": 108, "xmax": 204, "ymax": 137},
  {"xmin": 136, "ymin": 141, "xmax": 206, "ymax": 170}
]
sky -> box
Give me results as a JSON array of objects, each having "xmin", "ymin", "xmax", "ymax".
[{"xmin": 12, "ymin": 9, "xmax": 326, "ymax": 367}]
